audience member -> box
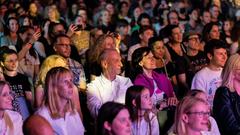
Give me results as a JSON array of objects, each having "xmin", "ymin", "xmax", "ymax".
[
  {"xmin": 170, "ymin": 96, "xmax": 211, "ymax": 135},
  {"xmin": 132, "ymin": 47, "xmax": 177, "ymax": 108},
  {"xmin": 184, "ymin": 90, "xmax": 220, "ymax": 135},
  {"xmin": 191, "ymin": 39, "xmax": 228, "ymax": 107},
  {"xmin": 86, "ymin": 34, "xmax": 116, "ymax": 81},
  {"xmin": 0, "ymin": 49, "xmax": 32, "ymax": 120},
  {"xmin": 97, "ymin": 102, "xmax": 131, "ymax": 135},
  {"xmin": 221, "ymin": 18, "xmax": 233, "ymax": 46},
  {"xmin": 87, "ymin": 49, "xmax": 132, "ymax": 118},
  {"xmin": 184, "ymin": 8, "xmax": 199, "ymax": 33},
  {"xmin": 0, "ymin": 81, "xmax": 23, "ymax": 135},
  {"xmin": 125, "ymin": 85, "xmax": 159, "ymax": 135},
  {"xmin": 36, "ymin": 67, "xmax": 85, "ymax": 135},
  {"xmin": 128, "ymin": 25, "xmax": 154, "ymax": 62},
  {"xmin": 0, "ymin": 17, "xmax": 19, "ymax": 50},
  {"xmin": 34, "ymin": 55, "xmax": 82, "ymax": 119},
  {"xmin": 53, "ymin": 34, "xmax": 86, "ymax": 91},
  {"xmin": 202, "ymin": 22, "xmax": 220, "ymax": 45},
  {"xmin": 149, "ymin": 37, "xmax": 177, "ymax": 87},
  {"xmin": 230, "ymin": 21, "xmax": 240, "ymax": 54},
  {"xmin": 175, "ymin": 32, "xmax": 207, "ymax": 96},
  {"xmin": 195, "ymin": 10, "xmax": 211, "ymax": 34},
  {"xmin": 213, "ymin": 53, "xmax": 240, "ymax": 135}
]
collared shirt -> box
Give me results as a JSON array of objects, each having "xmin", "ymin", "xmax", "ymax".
[
  {"xmin": 36, "ymin": 106, "xmax": 85, "ymax": 135},
  {"xmin": 87, "ymin": 74, "xmax": 132, "ymax": 118}
]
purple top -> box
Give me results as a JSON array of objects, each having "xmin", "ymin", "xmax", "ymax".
[{"xmin": 134, "ymin": 71, "xmax": 174, "ymax": 98}]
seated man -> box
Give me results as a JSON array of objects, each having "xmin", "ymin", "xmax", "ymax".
[
  {"xmin": 191, "ymin": 39, "xmax": 227, "ymax": 107},
  {"xmin": 87, "ymin": 49, "xmax": 132, "ymax": 118}
]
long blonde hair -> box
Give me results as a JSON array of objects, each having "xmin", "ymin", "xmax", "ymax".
[
  {"xmin": 174, "ymin": 96, "xmax": 208, "ymax": 135},
  {"xmin": 0, "ymin": 81, "xmax": 14, "ymax": 134},
  {"xmin": 43, "ymin": 67, "xmax": 75, "ymax": 119},
  {"xmin": 222, "ymin": 53, "xmax": 240, "ymax": 92}
]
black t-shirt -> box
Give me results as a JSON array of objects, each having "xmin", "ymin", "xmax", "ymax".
[
  {"xmin": 175, "ymin": 51, "xmax": 207, "ymax": 86},
  {"xmin": 4, "ymin": 73, "xmax": 31, "ymax": 97},
  {"xmin": 154, "ymin": 61, "xmax": 176, "ymax": 78}
]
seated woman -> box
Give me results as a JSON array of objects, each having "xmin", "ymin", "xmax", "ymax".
[
  {"xmin": 125, "ymin": 85, "xmax": 159, "ymax": 135},
  {"xmin": 170, "ymin": 96, "xmax": 210, "ymax": 135},
  {"xmin": 168, "ymin": 90, "xmax": 220, "ymax": 135},
  {"xmin": 34, "ymin": 55, "xmax": 82, "ymax": 120},
  {"xmin": 97, "ymin": 102, "xmax": 132, "ymax": 135},
  {"xmin": 213, "ymin": 53, "xmax": 240, "ymax": 135},
  {"xmin": 148, "ymin": 37, "xmax": 177, "ymax": 87},
  {"xmin": 132, "ymin": 47, "xmax": 178, "ymax": 109},
  {"xmin": 0, "ymin": 81, "xmax": 23, "ymax": 135},
  {"xmin": 36, "ymin": 67, "xmax": 85, "ymax": 135}
]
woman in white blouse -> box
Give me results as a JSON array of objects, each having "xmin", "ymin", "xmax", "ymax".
[
  {"xmin": 36, "ymin": 67, "xmax": 85, "ymax": 135},
  {"xmin": 0, "ymin": 81, "xmax": 23, "ymax": 135}
]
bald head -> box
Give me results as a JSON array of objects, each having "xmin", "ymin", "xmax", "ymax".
[
  {"xmin": 23, "ymin": 115, "xmax": 54, "ymax": 135},
  {"xmin": 98, "ymin": 49, "xmax": 119, "ymax": 65}
]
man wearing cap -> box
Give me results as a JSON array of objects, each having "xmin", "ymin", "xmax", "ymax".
[{"xmin": 175, "ymin": 31, "xmax": 207, "ymax": 97}]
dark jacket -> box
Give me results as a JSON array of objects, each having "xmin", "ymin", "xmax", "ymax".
[{"xmin": 213, "ymin": 86, "xmax": 240, "ymax": 135}]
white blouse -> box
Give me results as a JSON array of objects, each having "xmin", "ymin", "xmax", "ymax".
[
  {"xmin": 36, "ymin": 106, "xmax": 85, "ymax": 135},
  {"xmin": 0, "ymin": 110, "xmax": 23, "ymax": 135}
]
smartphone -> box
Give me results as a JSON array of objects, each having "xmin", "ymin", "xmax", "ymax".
[{"xmin": 75, "ymin": 25, "xmax": 83, "ymax": 31}]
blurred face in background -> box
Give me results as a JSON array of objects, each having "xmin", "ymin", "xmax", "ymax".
[
  {"xmin": 152, "ymin": 41, "xmax": 165, "ymax": 59},
  {"xmin": 8, "ymin": 19, "xmax": 18, "ymax": 33},
  {"xmin": 106, "ymin": 3, "xmax": 115, "ymax": 15},
  {"xmin": 209, "ymin": 25, "xmax": 220, "ymax": 40},
  {"xmin": 29, "ymin": 3, "xmax": 38, "ymax": 14},
  {"xmin": 101, "ymin": 10, "xmax": 111, "ymax": 25},
  {"xmin": 133, "ymin": 7, "xmax": 142, "ymax": 20},
  {"xmin": 202, "ymin": 11, "xmax": 211, "ymax": 24},
  {"xmin": 171, "ymin": 27, "xmax": 183, "ymax": 43},
  {"xmin": 78, "ymin": 9, "xmax": 88, "ymax": 23}
]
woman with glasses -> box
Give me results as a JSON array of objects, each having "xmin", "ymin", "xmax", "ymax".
[
  {"xmin": 170, "ymin": 96, "xmax": 211, "ymax": 135},
  {"xmin": 213, "ymin": 53, "xmax": 240, "ymax": 135},
  {"xmin": 0, "ymin": 81, "xmax": 23, "ymax": 135}
]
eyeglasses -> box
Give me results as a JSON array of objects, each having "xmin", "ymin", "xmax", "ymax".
[
  {"xmin": 55, "ymin": 44, "xmax": 71, "ymax": 48},
  {"xmin": 187, "ymin": 111, "xmax": 210, "ymax": 117}
]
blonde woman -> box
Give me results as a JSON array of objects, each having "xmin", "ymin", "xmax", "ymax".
[
  {"xmin": 36, "ymin": 67, "xmax": 85, "ymax": 135},
  {"xmin": 0, "ymin": 81, "xmax": 23, "ymax": 135},
  {"xmin": 44, "ymin": 4, "xmax": 61, "ymax": 23},
  {"xmin": 171, "ymin": 96, "xmax": 210, "ymax": 135},
  {"xmin": 35, "ymin": 55, "xmax": 82, "ymax": 120},
  {"xmin": 213, "ymin": 53, "xmax": 240, "ymax": 135}
]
